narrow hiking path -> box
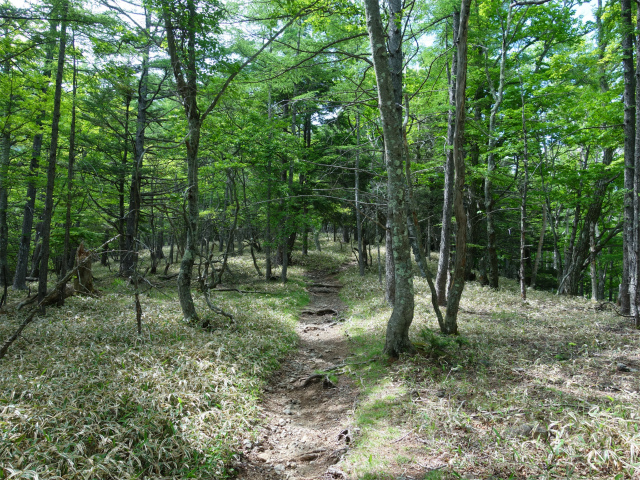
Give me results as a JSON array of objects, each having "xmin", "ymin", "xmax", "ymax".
[{"xmin": 237, "ymin": 266, "xmax": 357, "ymax": 480}]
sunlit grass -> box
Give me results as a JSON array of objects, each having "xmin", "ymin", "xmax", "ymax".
[
  {"xmin": 0, "ymin": 240, "xmax": 349, "ymax": 479},
  {"xmin": 339, "ymin": 252, "xmax": 640, "ymax": 479}
]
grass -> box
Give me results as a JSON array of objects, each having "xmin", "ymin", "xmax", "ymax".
[
  {"xmin": 338, "ymin": 253, "xmax": 640, "ymax": 480},
  {"xmin": 2, "ymin": 240, "xmax": 639, "ymax": 479},
  {"xmin": 0, "ymin": 242, "xmax": 349, "ymax": 479}
]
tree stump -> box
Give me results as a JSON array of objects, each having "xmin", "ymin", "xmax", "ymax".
[{"xmin": 74, "ymin": 242, "xmax": 95, "ymax": 293}]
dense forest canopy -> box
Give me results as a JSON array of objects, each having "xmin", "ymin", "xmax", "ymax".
[{"xmin": 0, "ymin": 0, "xmax": 638, "ymax": 353}]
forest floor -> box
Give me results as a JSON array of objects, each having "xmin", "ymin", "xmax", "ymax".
[{"xmin": 1, "ymin": 241, "xmax": 640, "ymax": 479}]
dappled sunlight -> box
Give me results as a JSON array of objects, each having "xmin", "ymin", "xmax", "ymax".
[
  {"xmin": 337, "ymin": 251, "xmax": 640, "ymax": 479},
  {"xmin": 0, "ymin": 251, "xmax": 309, "ymax": 478}
]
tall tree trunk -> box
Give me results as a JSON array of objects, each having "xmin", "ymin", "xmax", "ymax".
[
  {"xmin": 120, "ymin": 14, "xmax": 150, "ymax": 277},
  {"xmin": 13, "ymin": 19, "xmax": 58, "ymax": 291},
  {"xmin": 365, "ymin": 0, "xmax": 415, "ymax": 357},
  {"xmin": 519, "ymin": 81, "xmax": 529, "ymax": 301},
  {"xmin": 265, "ymin": 85, "xmax": 273, "ymax": 280},
  {"xmin": 37, "ymin": 2, "xmax": 69, "ymax": 311},
  {"xmin": 484, "ymin": 4, "xmax": 513, "ymax": 290},
  {"xmin": 0, "ymin": 114, "xmax": 9, "ymax": 302},
  {"xmin": 436, "ymin": 11, "xmax": 459, "ymax": 306},
  {"xmin": 383, "ymin": 0, "xmax": 404, "ymax": 306},
  {"xmin": 622, "ymin": 0, "xmax": 635, "ymax": 314},
  {"xmin": 443, "ymin": 0, "xmax": 471, "ymax": 335},
  {"xmin": 59, "ymin": 33, "xmax": 77, "ymax": 306},
  {"xmin": 356, "ymin": 112, "xmax": 364, "ymax": 276},
  {"xmin": 633, "ymin": 1, "xmax": 640, "ymax": 326}
]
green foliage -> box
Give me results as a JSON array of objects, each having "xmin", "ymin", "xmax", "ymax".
[{"xmin": 414, "ymin": 327, "xmax": 470, "ymax": 364}]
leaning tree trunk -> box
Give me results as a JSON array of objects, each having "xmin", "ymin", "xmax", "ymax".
[
  {"xmin": 365, "ymin": 0, "xmax": 415, "ymax": 357},
  {"xmin": 37, "ymin": 3, "xmax": 68, "ymax": 312}
]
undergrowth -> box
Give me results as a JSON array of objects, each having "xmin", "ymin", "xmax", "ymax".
[
  {"xmin": 0, "ymin": 242, "xmax": 348, "ymax": 479},
  {"xmin": 339, "ymin": 253, "xmax": 640, "ymax": 480}
]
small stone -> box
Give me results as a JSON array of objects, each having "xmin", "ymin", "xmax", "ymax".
[
  {"xmin": 274, "ymin": 464, "xmax": 285, "ymax": 473},
  {"xmin": 617, "ymin": 363, "xmax": 631, "ymax": 372},
  {"xmin": 257, "ymin": 453, "xmax": 268, "ymax": 462},
  {"xmin": 278, "ymin": 418, "xmax": 287, "ymax": 426}
]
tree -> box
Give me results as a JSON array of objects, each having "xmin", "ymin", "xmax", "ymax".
[{"xmin": 364, "ymin": 0, "xmax": 415, "ymax": 356}]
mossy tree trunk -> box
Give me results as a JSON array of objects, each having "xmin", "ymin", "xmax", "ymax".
[{"xmin": 364, "ymin": 0, "xmax": 415, "ymax": 357}]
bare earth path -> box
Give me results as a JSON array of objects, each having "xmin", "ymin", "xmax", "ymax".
[{"xmin": 237, "ymin": 267, "xmax": 357, "ymax": 480}]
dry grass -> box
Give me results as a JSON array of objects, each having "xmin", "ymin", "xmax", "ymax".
[
  {"xmin": 339, "ymin": 254, "xmax": 640, "ymax": 479},
  {"xmin": 0, "ymin": 244, "xmax": 348, "ymax": 479}
]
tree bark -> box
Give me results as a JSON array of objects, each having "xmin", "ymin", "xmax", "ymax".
[
  {"xmin": 622, "ymin": 0, "xmax": 635, "ymax": 314},
  {"xmin": 13, "ymin": 19, "xmax": 58, "ymax": 291},
  {"xmin": 37, "ymin": 2, "xmax": 69, "ymax": 312},
  {"xmin": 121, "ymin": 13, "xmax": 150, "ymax": 278},
  {"xmin": 364, "ymin": 0, "xmax": 415, "ymax": 357},
  {"xmin": 383, "ymin": 0, "xmax": 404, "ymax": 306},
  {"xmin": 633, "ymin": 1, "xmax": 640, "ymax": 326},
  {"xmin": 519, "ymin": 81, "xmax": 529, "ymax": 301},
  {"xmin": 436, "ymin": 10, "xmax": 459, "ymax": 306},
  {"xmin": 443, "ymin": 0, "xmax": 471, "ymax": 335},
  {"xmin": 530, "ymin": 204, "xmax": 546, "ymax": 289},
  {"xmin": 484, "ymin": 4, "xmax": 513, "ymax": 290},
  {"xmin": 356, "ymin": 112, "xmax": 365, "ymax": 276},
  {"xmin": 59, "ymin": 33, "xmax": 78, "ymax": 306}
]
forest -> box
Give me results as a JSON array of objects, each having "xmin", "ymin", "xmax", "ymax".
[{"xmin": 1, "ymin": 0, "xmax": 640, "ymax": 478}]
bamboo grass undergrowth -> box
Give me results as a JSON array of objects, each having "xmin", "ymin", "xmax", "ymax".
[
  {"xmin": 0, "ymin": 242, "xmax": 349, "ymax": 479},
  {"xmin": 338, "ymin": 251, "xmax": 640, "ymax": 480}
]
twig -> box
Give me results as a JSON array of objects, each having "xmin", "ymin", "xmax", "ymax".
[{"xmin": 391, "ymin": 431, "xmax": 413, "ymax": 444}]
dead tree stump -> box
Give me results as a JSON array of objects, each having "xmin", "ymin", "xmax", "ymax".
[{"xmin": 74, "ymin": 242, "xmax": 95, "ymax": 294}]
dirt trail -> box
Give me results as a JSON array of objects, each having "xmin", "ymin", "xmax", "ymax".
[{"xmin": 237, "ymin": 268, "xmax": 357, "ymax": 480}]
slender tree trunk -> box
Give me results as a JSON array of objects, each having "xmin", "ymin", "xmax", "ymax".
[
  {"xmin": 484, "ymin": 5, "xmax": 513, "ymax": 290},
  {"xmin": 37, "ymin": 3, "xmax": 69, "ymax": 311},
  {"xmin": 121, "ymin": 16, "xmax": 150, "ymax": 277},
  {"xmin": 13, "ymin": 20, "xmax": 58, "ymax": 291},
  {"xmin": 59, "ymin": 35, "xmax": 77, "ymax": 306},
  {"xmin": 436, "ymin": 11, "xmax": 459, "ymax": 306},
  {"xmin": 633, "ymin": 2, "xmax": 640, "ymax": 326},
  {"xmin": 589, "ymin": 221, "xmax": 598, "ymax": 300},
  {"xmin": 0, "ymin": 118, "xmax": 9, "ymax": 301},
  {"xmin": 443, "ymin": 0, "xmax": 471, "ymax": 334},
  {"xmin": 519, "ymin": 82, "xmax": 529, "ymax": 301},
  {"xmin": 365, "ymin": 0, "xmax": 415, "ymax": 356},
  {"xmin": 622, "ymin": 0, "xmax": 635, "ymax": 314},
  {"xmin": 265, "ymin": 86, "xmax": 273, "ymax": 280},
  {"xmin": 530, "ymin": 204, "xmax": 546, "ymax": 289},
  {"xmin": 356, "ymin": 112, "xmax": 364, "ymax": 276}
]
